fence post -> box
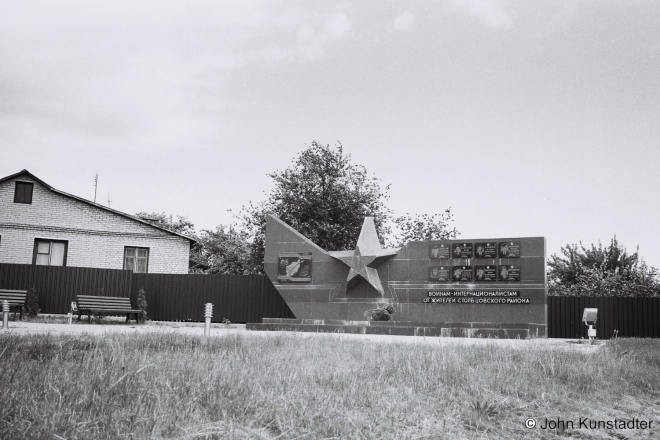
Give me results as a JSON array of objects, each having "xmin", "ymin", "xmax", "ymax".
[
  {"xmin": 2, "ymin": 300, "xmax": 9, "ymax": 330},
  {"xmin": 204, "ymin": 303, "xmax": 213, "ymax": 337}
]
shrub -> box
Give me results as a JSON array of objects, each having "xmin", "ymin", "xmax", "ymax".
[
  {"xmin": 25, "ymin": 286, "xmax": 39, "ymax": 317},
  {"xmin": 137, "ymin": 288, "xmax": 148, "ymax": 322}
]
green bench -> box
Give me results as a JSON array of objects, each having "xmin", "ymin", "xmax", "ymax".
[
  {"xmin": 0, "ymin": 289, "xmax": 28, "ymax": 321},
  {"xmin": 76, "ymin": 295, "xmax": 143, "ymax": 324}
]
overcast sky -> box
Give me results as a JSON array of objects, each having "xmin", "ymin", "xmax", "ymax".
[{"xmin": 2, "ymin": 1, "xmax": 659, "ymax": 268}]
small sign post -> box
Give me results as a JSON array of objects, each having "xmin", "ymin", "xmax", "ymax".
[{"xmin": 582, "ymin": 308, "xmax": 598, "ymax": 344}]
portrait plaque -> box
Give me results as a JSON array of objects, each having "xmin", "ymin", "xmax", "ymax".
[
  {"xmin": 474, "ymin": 242, "xmax": 497, "ymax": 259},
  {"xmin": 430, "ymin": 243, "xmax": 450, "ymax": 259},
  {"xmin": 474, "ymin": 265, "xmax": 497, "ymax": 282},
  {"xmin": 498, "ymin": 264, "xmax": 521, "ymax": 281},
  {"xmin": 429, "ymin": 266, "xmax": 450, "ymax": 282},
  {"xmin": 499, "ymin": 241, "xmax": 521, "ymax": 258},
  {"xmin": 452, "ymin": 266, "xmax": 473, "ymax": 282},
  {"xmin": 278, "ymin": 252, "xmax": 312, "ymax": 283},
  {"xmin": 452, "ymin": 243, "xmax": 473, "ymax": 259}
]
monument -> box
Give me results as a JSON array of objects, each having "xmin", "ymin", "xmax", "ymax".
[{"xmin": 248, "ymin": 214, "xmax": 546, "ymax": 338}]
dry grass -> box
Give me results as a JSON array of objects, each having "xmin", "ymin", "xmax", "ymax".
[{"xmin": 0, "ymin": 333, "xmax": 658, "ymax": 439}]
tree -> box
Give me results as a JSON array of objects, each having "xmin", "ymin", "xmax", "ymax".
[
  {"xmin": 135, "ymin": 212, "xmax": 196, "ymax": 236},
  {"xmin": 195, "ymin": 225, "xmax": 253, "ymax": 275},
  {"xmin": 238, "ymin": 142, "xmax": 393, "ymax": 273},
  {"xmin": 390, "ymin": 211, "xmax": 459, "ymax": 247},
  {"xmin": 547, "ymin": 236, "xmax": 660, "ymax": 297}
]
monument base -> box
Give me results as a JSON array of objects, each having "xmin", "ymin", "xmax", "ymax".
[{"xmin": 247, "ymin": 318, "xmax": 546, "ymax": 339}]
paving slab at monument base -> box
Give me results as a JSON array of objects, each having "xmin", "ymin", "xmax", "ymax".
[{"xmin": 247, "ymin": 318, "xmax": 545, "ymax": 339}]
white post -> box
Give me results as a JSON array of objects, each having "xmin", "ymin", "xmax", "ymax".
[
  {"xmin": 204, "ymin": 303, "xmax": 213, "ymax": 337},
  {"xmin": 2, "ymin": 300, "xmax": 9, "ymax": 330},
  {"xmin": 588, "ymin": 325, "xmax": 596, "ymax": 345}
]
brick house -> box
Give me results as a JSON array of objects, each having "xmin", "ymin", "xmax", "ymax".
[{"xmin": 0, "ymin": 170, "xmax": 195, "ymax": 274}]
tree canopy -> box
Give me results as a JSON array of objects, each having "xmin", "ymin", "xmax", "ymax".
[
  {"xmin": 548, "ymin": 236, "xmax": 660, "ymax": 297},
  {"xmin": 235, "ymin": 142, "xmax": 458, "ymax": 273},
  {"xmin": 142, "ymin": 142, "xmax": 459, "ymax": 274}
]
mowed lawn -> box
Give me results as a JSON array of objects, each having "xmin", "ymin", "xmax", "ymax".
[{"xmin": 0, "ymin": 332, "xmax": 658, "ymax": 439}]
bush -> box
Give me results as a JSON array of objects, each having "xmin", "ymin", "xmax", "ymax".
[
  {"xmin": 548, "ymin": 236, "xmax": 660, "ymax": 297},
  {"xmin": 137, "ymin": 288, "xmax": 148, "ymax": 322},
  {"xmin": 24, "ymin": 286, "xmax": 39, "ymax": 317}
]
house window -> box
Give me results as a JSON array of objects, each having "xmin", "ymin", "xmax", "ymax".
[
  {"xmin": 124, "ymin": 247, "xmax": 149, "ymax": 273},
  {"xmin": 14, "ymin": 181, "xmax": 34, "ymax": 204},
  {"xmin": 33, "ymin": 239, "xmax": 68, "ymax": 266}
]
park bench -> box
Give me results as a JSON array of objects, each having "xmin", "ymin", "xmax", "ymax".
[
  {"xmin": 76, "ymin": 295, "xmax": 143, "ymax": 324},
  {"xmin": 0, "ymin": 289, "xmax": 28, "ymax": 321}
]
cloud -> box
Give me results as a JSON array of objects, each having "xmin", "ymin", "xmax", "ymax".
[
  {"xmin": 394, "ymin": 11, "xmax": 415, "ymax": 31},
  {"xmin": 323, "ymin": 13, "xmax": 351, "ymax": 39},
  {"xmin": 0, "ymin": 1, "xmax": 353, "ymax": 152},
  {"xmin": 450, "ymin": 0, "xmax": 514, "ymax": 30}
]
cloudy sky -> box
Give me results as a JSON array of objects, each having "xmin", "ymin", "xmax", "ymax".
[{"xmin": 2, "ymin": 1, "xmax": 659, "ymax": 268}]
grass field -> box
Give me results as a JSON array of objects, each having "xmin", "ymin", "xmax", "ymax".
[{"xmin": 0, "ymin": 332, "xmax": 658, "ymax": 439}]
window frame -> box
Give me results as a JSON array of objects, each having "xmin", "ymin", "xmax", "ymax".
[
  {"xmin": 123, "ymin": 246, "xmax": 150, "ymax": 273},
  {"xmin": 32, "ymin": 238, "xmax": 68, "ymax": 266},
  {"xmin": 14, "ymin": 181, "xmax": 34, "ymax": 204}
]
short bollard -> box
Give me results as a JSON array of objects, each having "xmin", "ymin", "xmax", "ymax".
[
  {"xmin": 2, "ymin": 300, "xmax": 9, "ymax": 330},
  {"xmin": 204, "ymin": 303, "xmax": 213, "ymax": 337}
]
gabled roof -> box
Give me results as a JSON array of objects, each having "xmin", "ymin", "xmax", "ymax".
[{"xmin": 0, "ymin": 169, "xmax": 198, "ymax": 243}]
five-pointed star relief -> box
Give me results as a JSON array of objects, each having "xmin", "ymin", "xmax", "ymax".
[{"xmin": 329, "ymin": 217, "xmax": 399, "ymax": 295}]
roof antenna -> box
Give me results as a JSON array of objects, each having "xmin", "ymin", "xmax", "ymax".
[
  {"xmin": 107, "ymin": 192, "xmax": 113, "ymax": 208},
  {"xmin": 94, "ymin": 173, "xmax": 98, "ymax": 203}
]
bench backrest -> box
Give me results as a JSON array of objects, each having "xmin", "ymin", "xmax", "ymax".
[
  {"xmin": 0, "ymin": 289, "xmax": 28, "ymax": 306},
  {"xmin": 77, "ymin": 295, "xmax": 135, "ymax": 310}
]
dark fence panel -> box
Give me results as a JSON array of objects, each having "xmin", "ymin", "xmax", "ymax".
[
  {"xmin": 0, "ymin": 264, "xmax": 132, "ymax": 314},
  {"xmin": 547, "ymin": 296, "xmax": 660, "ymax": 339},
  {"xmin": 130, "ymin": 273, "xmax": 295, "ymax": 323}
]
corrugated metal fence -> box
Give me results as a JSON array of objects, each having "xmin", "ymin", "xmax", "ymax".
[
  {"xmin": 0, "ymin": 264, "xmax": 131, "ymax": 315},
  {"xmin": 547, "ymin": 296, "xmax": 660, "ymax": 339},
  {"xmin": 0, "ymin": 264, "xmax": 294, "ymax": 322},
  {"xmin": 130, "ymin": 273, "xmax": 295, "ymax": 323},
  {"xmin": 2, "ymin": 263, "xmax": 659, "ymax": 335}
]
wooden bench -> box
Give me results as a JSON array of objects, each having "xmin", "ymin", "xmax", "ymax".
[
  {"xmin": 76, "ymin": 295, "xmax": 143, "ymax": 324},
  {"xmin": 0, "ymin": 289, "xmax": 28, "ymax": 321}
]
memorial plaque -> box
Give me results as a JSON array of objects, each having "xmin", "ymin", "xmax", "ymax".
[
  {"xmin": 452, "ymin": 243, "xmax": 473, "ymax": 258},
  {"xmin": 277, "ymin": 252, "xmax": 312, "ymax": 283},
  {"xmin": 474, "ymin": 265, "xmax": 497, "ymax": 281},
  {"xmin": 499, "ymin": 241, "xmax": 521, "ymax": 258},
  {"xmin": 429, "ymin": 266, "xmax": 450, "ymax": 282},
  {"xmin": 452, "ymin": 266, "xmax": 472, "ymax": 282},
  {"xmin": 474, "ymin": 242, "xmax": 497, "ymax": 259},
  {"xmin": 430, "ymin": 243, "xmax": 450, "ymax": 259},
  {"xmin": 499, "ymin": 264, "xmax": 521, "ymax": 281}
]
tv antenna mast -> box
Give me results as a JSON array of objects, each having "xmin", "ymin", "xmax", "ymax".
[
  {"xmin": 94, "ymin": 174, "xmax": 98, "ymax": 203},
  {"xmin": 107, "ymin": 192, "xmax": 113, "ymax": 208}
]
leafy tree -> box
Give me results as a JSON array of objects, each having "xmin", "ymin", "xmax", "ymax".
[
  {"xmin": 194, "ymin": 225, "xmax": 253, "ymax": 275},
  {"xmin": 238, "ymin": 142, "xmax": 393, "ymax": 273},
  {"xmin": 134, "ymin": 143, "xmax": 458, "ymax": 275},
  {"xmin": 390, "ymin": 211, "xmax": 459, "ymax": 247},
  {"xmin": 548, "ymin": 236, "xmax": 660, "ymax": 297},
  {"xmin": 135, "ymin": 212, "xmax": 196, "ymax": 236}
]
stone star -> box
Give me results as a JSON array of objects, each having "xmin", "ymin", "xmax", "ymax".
[{"xmin": 329, "ymin": 217, "xmax": 399, "ymax": 295}]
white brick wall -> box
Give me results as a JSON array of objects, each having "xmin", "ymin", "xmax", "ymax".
[{"xmin": 0, "ymin": 174, "xmax": 191, "ymax": 273}]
